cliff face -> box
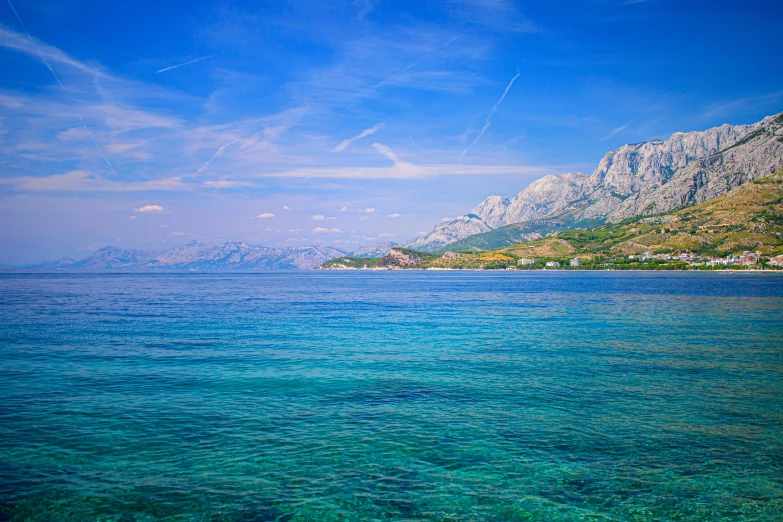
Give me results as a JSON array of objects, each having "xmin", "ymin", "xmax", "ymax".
[
  {"xmin": 405, "ymin": 112, "xmax": 783, "ymax": 251},
  {"xmin": 404, "ymin": 215, "xmax": 493, "ymax": 251}
]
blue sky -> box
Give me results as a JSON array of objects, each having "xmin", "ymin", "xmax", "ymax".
[{"xmin": 1, "ymin": 0, "xmax": 782, "ymax": 263}]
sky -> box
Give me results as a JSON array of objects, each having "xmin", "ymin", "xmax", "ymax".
[{"xmin": 1, "ymin": 0, "xmax": 782, "ymax": 263}]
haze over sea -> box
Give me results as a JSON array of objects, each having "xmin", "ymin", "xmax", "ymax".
[{"xmin": 1, "ymin": 271, "xmax": 782, "ymax": 521}]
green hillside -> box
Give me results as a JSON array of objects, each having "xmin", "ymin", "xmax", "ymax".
[
  {"xmin": 320, "ymin": 170, "xmax": 783, "ymax": 270},
  {"xmin": 452, "ymin": 169, "xmax": 783, "ymax": 256},
  {"xmin": 552, "ymin": 169, "xmax": 783, "ymax": 257}
]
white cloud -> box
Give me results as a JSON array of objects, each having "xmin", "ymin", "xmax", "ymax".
[
  {"xmin": 202, "ymin": 180, "xmax": 254, "ymax": 188},
  {"xmin": 362, "ymin": 208, "xmax": 377, "ymax": 213},
  {"xmin": 0, "ymin": 171, "xmax": 188, "ymax": 192},
  {"xmin": 373, "ymin": 142, "xmax": 401, "ymax": 163},
  {"xmin": 134, "ymin": 204, "xmax": 165, "ymax": 213},
  {"xmin": 310, "ymin": 215, "xmax": 325, "ymax": 220},
  {"xmin": 332, "ymin": 123, "xmax": 384, "ymax": 152},
  {"xmin": 256, "ymin": 213, "xmax": 275, "ymax": 218},
  {"xmin": 172, "ymin": 231, "xmax": 186, "ymax": 236},
  {"xmin": 288, "ymin": 228, "xmax": 301, "ymax": 232},
  {"xmin": 160, "ymin": 224, "xmax": 167, "ymax": 228},
  {"xmin": 261, "ymin": 162, "xmax": 550, "ymax": 179},
  {"xmin": 441, "ymin": 217, "xmax": 453, "ymax": 222},
  {"xmin": 129, "ymin": 215, "xmax": 137, "ymax": 220},
  {"xmin": 359, "ymin": 216, "xmax": 368, "ymax": 221},
  {"xmin": 282, "ymin": 205, "xmax": 291, "ymax": 210},
  {"xmin": 340, "ymin": 206, "xmax": 349, "ymax": 212},
  {"xmin": 378, "ymin": 233, "xmax": 395, "ymax": 237},
  {"xmin": 387, "ymin": 213, "xmax": 401, "ymax": 218},
  {"xmin": 313, "ymin": 227, "xmax": 343, "ymax": 234}
]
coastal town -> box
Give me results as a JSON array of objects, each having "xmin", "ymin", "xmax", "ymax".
[
  {"xmin": 523, "ymin": 251, "xmax": 783, "ymax": 270},
  {"xmin": 320, "ymin": 247, "xmax": 783, "ymax": 271}
]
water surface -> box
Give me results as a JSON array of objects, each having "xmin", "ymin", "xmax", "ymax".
[{"xmin": 1, "ymin": 271, "xmax": 782, "ymax": 521}]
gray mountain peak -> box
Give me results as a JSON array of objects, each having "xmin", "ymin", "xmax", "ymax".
[{"xmin": 404, "ymin": 111, "xmax": 783, "ymax": 251}]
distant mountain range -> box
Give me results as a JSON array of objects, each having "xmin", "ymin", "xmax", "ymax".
[
  {"xmin": 351, "ymin": 241, "xmax": 399, "ymax": 258},
  {"xmin": 401, "ymin": 111, "xmax": 783, "ymax": 252},
  {"xmin": 30, "ymin": 242, "xmax": 345, "ymax": 270},
  {"xmin": 18, "ymin": 112, "xmax": 783, "ymax": 269}
]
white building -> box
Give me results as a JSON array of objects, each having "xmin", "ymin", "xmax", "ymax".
[
  {"xmin": 517, "ymin": 258, "xmax": 536, "ymax": 266},
  {"xmin": 545, "ymin": 261, "xmax": 561, "ymax": 268},
  {"xmin": 570, "ymin": 258, "xmax": 581, "ymax": 267}
]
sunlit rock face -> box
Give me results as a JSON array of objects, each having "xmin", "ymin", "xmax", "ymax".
[{"xmin": 405, "ymin": 112, "xmax": 783, "ymax": 251}]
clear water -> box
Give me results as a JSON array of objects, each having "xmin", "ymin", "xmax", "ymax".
[{"xmin": 1, "ymin": 271, "xmax": 782, "ymax": 521}]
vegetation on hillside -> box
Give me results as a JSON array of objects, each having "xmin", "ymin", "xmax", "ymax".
[{"xmin": 320, "ymin": 171, "xmax": 783, "ymax": 270}]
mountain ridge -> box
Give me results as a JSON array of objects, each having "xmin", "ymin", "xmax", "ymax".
[
  {"xmin": 321, "ymin": 168, "xmax": 783, "ymax": 270},
  {"xmin": 26, "ymin": 242, "xmax": 346, "ymax": 270},
  {"xmin": 402, "ymin": 111, "xmax": 783, "ymax": 252}
]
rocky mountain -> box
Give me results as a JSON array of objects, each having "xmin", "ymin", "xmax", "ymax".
[
  {"xmin": 351, "ymin": 242, "xmax": 398, "ymax": 258},
  {"xmin": 404, "ymin": 112, "xmax": 783, "ymax": 251},
  {"xmin": 321, "ymin": 168, "xmax": 783, "ymax": 269},
  {"xmin": 35, "ymin": 241, "xmax": 345, "ymax": 270}
]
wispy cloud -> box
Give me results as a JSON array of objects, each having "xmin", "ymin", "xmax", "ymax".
[
  {"xmin": 258, "ymin": 161, "xmax": 554, "ymax": 179},
  {"xmin": 256, "ymin": 212, "xmax": 275, "ymax": 218},
  {"xmin": 0, "ymin": 10, "xmax": 114, "ymax": 173},
  {"xmin": 701, "ymin": 91, "xmax": 783, "ymax": 120},
  {"xmin": 387, "ymin": 213, "xmax": 401, "ymax": 218},
  {"xmin": 332, "ymin": 123, "xmax": 384, "ymax": 152},
  {"xmin": 601, "ymin": 120, "xmax": 634, "ymax": 141},
  {"xmin": 460, "ymin": 70, "xmax": 521, "ymax": 162},
  {"xmin": 156, "ymin": 55, "xmax": 214, "ymax": 74},
  {"xmin": 202, "ymin": 180, "xmax": 254, "ymax": 188},
  {"xmin": 0, "ymin": 171, "xmax": 187, "ymax": 191},
  {"xmin": 353, "ymin": 0, "xmax": 380, "ymax": 20}
]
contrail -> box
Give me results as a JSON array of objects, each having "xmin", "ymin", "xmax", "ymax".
[
  {"xmin": 601, "ymin": 120, "xmax": 634, "ymax": 141},
  {"xmin": 332, "ymin": 123, "xmax": 384, "ymax": 152},
  {"xmin": 156, "ymin": 55, "xmax": 213, "ymax": 74},
  {"xmin": 460, "ymin": 70, "xmax": 520, "ymax": 163},
  {"xmin": 5, "ymin": 0, "xmax": 115, "ymax": 174},
  {"xmin": 375, "ymin": 28, "xmax": 471, "ymax": 89},
  {"xmin": 196, "ymin": 140, "xmax": 238, "ymax": 175},
  {"xmin": 349, "ymin": 28, "xmax": 471, "ymax": 113}
]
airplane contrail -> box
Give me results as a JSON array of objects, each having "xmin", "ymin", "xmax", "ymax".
[
  {"xmin": 460, "ymin": 70, "xmax": 520, "ymax": 163},
  {"xmin": 196, "ymin": 140, "xmax": 238, "ymax": 175},
  {"xmin": 332, "ymin": 123, "xmax": 384, "ymax": 152},
  {"xmin": 5, "ymin": 0, "xmax": 115, "ymax": 173},
  {"xmin": 156, "ymin": 55, "xmax": 214, "ymax": 74},
  {"xmin": 375, "ymin": 29, "xmax": 470, "ymax": 89}
]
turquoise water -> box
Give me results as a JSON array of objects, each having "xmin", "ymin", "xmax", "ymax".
[{"xmin": 0, "ymin": 272, "xmax": 782, "ymax": 521}]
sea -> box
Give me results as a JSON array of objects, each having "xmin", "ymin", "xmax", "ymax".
[{"xmin": 0, "ymin": 271, "xmax": 782, "ymax": 521}]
